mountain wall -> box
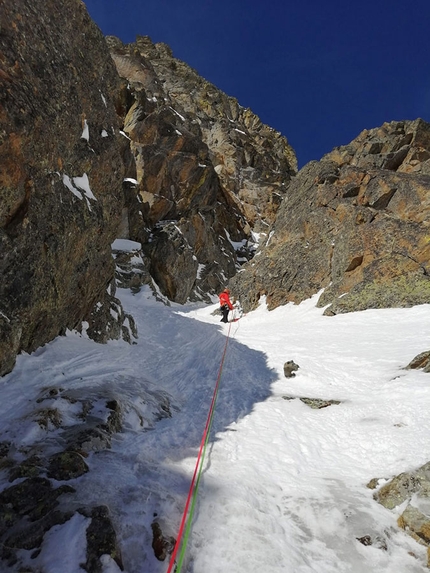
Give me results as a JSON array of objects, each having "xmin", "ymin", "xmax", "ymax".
[
  {"xmin": 0, "ymin": 3, "xmax": 297, "ymax": 375},
  {"xmin": 0, "ymin": 0, "xmax": 132, "ymax": 375},
  {"xmin": 106, "ymin": 35, "xmax": 297, "ymax": 303},
  {"xmin": 2, "ymin": 0, "xmax": 430, "ymax": 375},
  {"xmin": 231, "ymin": 119, "xmax": 430, "ymax": 314}
]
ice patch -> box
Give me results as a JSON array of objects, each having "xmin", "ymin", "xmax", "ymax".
[{"xmin": 111, "ymin": 239, "xmax": 142, "ymax": 252}]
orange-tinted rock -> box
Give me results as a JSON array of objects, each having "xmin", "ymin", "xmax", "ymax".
[
  {"xmin": 232, "ymin": 120, "xmax": 430, "ymax": 314},
  {"xmin": 107, "ymin": 35, "xmax": 297, "ymax": 303},
  {"xmin": 0, "ymin": 0, "xmax": 129, "ymax": 374}
]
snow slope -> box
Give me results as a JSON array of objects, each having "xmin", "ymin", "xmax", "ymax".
[{"xmin": 1, "ymin": 286, "xmax": 430, "ymax": 572}]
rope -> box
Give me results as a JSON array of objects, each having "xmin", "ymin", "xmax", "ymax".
[{"xmin": 166, "ymin": 322, "xmax": 232, "ymax": 573}]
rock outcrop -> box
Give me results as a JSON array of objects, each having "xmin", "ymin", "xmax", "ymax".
[
  {"xmin": 371, "ymin": 462, "xmax": 430, "ymax": 567},
  {"xmin": 406, "ymin": 350, "xmax": 430, "ymax": 373},
  {"xmin": 0, "ymin": 0, "xmax": 133, "ymax": 375},
  {"xmin": 231, "ymin": 119, "xmax": 430, "ymax": 314},
  {"xmin": 106, "ymin": 35, "xmax": 297, "ymax": 303}
]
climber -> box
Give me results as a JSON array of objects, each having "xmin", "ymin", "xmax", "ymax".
[{"xmin": 219, "ymin": 288, "xmax": 234, "ymax": 323}]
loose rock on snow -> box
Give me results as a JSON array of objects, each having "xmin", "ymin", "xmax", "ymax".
[{"xmin": 283, "ymin": 360, "xmax": 299, "ymax": 378}]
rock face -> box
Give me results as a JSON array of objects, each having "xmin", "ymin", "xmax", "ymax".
[
  {"xmin": 0, "ymin": 0, "xmax": 132, "ymax": 375},
  {"xmin": 106, "ymin": 35, "xmax": 297, "ymax": 303},
  {"xmin": 127, "ymin": 36, "xmax": 297, "ymax": 231},
  {"xmin": 231, "ymin": 119, "xmax": 430, "ymax": 314}
]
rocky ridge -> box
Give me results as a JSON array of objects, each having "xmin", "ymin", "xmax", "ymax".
[
  {"xmin": 112, "ymin": 35, "xmax": 297, "ymax": 231},
  {"xmin": 231, "ymin": 119, "xmax": 430, "ymax": 314},
  {"xmin": 106, "ymin": 35, "xmax": 297, "ymax": 303}
]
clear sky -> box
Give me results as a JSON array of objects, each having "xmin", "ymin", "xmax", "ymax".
[{"xmin": 84, "ymin": 0, "xmax": 430, "ymax": 168}]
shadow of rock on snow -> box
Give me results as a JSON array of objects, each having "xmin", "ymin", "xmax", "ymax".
[
  {"xmin": 103, "ymin": 310, "xmax": 280, "ymax": 470},
  {"xmin": 201, "ymin": 328, "xmax": 278, "ymax": 436},
  {"xmin": 0, "ymin": 302, "xmax": 278, "ymax": 573}
]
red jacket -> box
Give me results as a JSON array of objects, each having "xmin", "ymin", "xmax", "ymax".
[{"xmin": 219, "ymin": 291, "xmax": 233, "ymax": 310}]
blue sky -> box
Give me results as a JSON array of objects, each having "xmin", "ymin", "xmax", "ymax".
[{"xmin": 84, "ymin": 0, "xmax": 430, "ymax": 168}]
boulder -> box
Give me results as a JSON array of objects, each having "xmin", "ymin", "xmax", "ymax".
[
  {"xmin": 406, "ymin": 350, "xmax": 430, "ymax": 373},
  {"xmin": 398, "ymin": 504, "xmax": 430, "ymax": 546},
  {"xmin": 47, "ymin": 452, "xmax": 89, "ymax": 481},
  {"xmin": 374, "ymin": 461, "xmax": 430, "ymax": 510},
  {"xmin": 299, "ymin": 397, "xmax": 341, "ymax": 409},
  {"xmin": 282, "ymin": 396, "xmax": 341, "ymax": 409},
  {"xmin": 0, "ymin": 476, "xmax": 75, "ymax": 558},
  {"xmin": 284, "ymin": 360, "xmax": 299, "ymax": 378}
]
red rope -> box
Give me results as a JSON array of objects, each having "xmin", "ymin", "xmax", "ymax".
[{"xmin": 166, "ymin": 322, "xmax": 231, "ymax": 572}]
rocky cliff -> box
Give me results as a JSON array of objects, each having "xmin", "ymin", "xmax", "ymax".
[
  {"xmin": 0, "ymin": 0, "xmax": 133, "ymax": 376},
  {"xmin": 231, "ymin": 119, "xmax": 430, "ymax": 314},
  {"xmin": 106, "ymin": 35, "xmax": 297, "ymax": 303},
  {"xmin": 0, "ymin": 2, "xmax": 297, "ymax": 375},
  {"xmin": 3, "ymin": 0, "xmax": 430, "ymax": 377}
]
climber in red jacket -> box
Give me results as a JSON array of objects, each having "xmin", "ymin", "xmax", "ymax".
[{"xmin": 219, "ymin": 288, "xmax": 234, "ymax": 323}]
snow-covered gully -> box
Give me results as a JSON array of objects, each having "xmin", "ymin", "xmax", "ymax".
[{"xmin": 1, "ymin": 287, "xmax": 430, "ymax": 572}]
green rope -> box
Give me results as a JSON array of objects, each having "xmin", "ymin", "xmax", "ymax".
[
  {"xmin": 175, "ymin": 420, "xmax": 212, "ymax": 569},
  {"xmin": 173, "ymin": 329, "xmax": 228, "ymax": 572}
]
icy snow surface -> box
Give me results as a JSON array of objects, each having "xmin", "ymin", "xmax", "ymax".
[{"xmin": 2, "ymin": 287, "xmax": 430, "ymax": 572}]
